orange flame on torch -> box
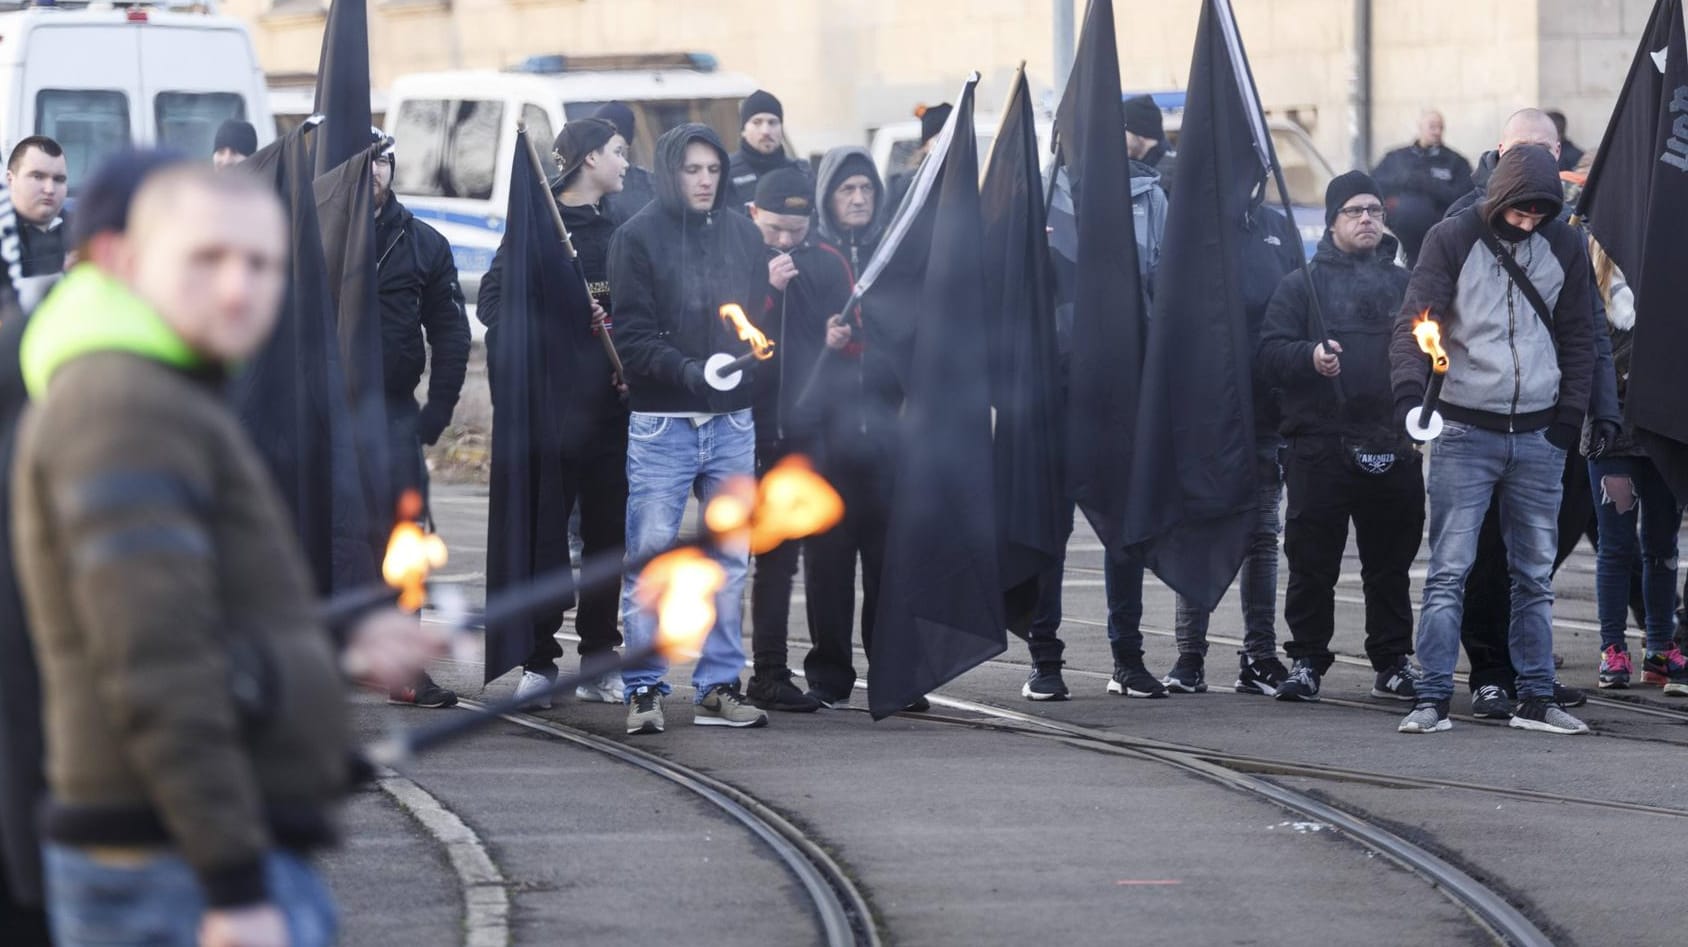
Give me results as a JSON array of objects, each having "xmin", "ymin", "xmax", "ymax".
[
  {"xmin": 719, "ymin": 304, "xmax": 774, "ymax": 360},
  {"xmin": 637, "ymin": 548, "xmax": 727, "ymax": 659},
  {"xmin": 382, "ymin": 490, "xmax": 448, "ymax": 612},
  {"xmin": 703, "ymin": 456, "xmax": 846, "ymax": 555},
  {"xmin": 1412, "ymin": 311, "xmax": 1449, "ymax": 375}
]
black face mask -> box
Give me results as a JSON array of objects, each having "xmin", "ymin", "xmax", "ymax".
[{"xmin": 1492, "ymin": 217, "xmax": 1534, "ymax": 242}]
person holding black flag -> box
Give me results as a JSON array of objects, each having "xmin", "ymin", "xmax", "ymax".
[{"xmin": 1258, "ymin": 171, "xmax": 1422, "ymax": 703}]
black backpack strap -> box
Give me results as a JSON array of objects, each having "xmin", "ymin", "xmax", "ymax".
[{"xmin": 1476, "ymin": 223, "xmax": 1557, "ymax": 346}]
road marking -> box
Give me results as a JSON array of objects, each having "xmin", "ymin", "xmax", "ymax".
[
  {"xmin": 1115, "ymin": 879, "xmax": 1182, "ymax": 886},
  {"xmin": 377, "ymin": 768, "xmax": 511, "ymax": 947}
]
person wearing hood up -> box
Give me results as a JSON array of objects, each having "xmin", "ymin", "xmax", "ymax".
[
  {"xmin": 1257, "ymin": 171, "xmax": 1422, "ymax": 705},
  {"xmin": 885, "ymin": 102, "xmax": 951, "ymax": 215},
  {"xmin": 1389, "ymin": 145, "xmax": 1596, "ymax": 736},
  {"xmin": 815, "ymin": 145, "xmax": 887, "ymax": 272},
  {"xmin": 726, "ymin": 90, "xmax": 807, "ymax": 214},
  {"xmin": 609, "ymin": 123, "xmax": 771, "ymax": 735}
]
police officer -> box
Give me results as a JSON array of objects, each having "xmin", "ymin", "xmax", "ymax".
[{"xmin": 1372, "ymin": 110, "xmax": 1473, "ymax": 266}]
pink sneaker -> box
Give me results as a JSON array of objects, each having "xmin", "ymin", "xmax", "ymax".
[
  {"xmin": 1640, "ymin": 647, "xmax": 1688, "ymax": 696},
  {"xmin": 1598, "ymin": 646, "xmax": 1632, "ymax": 689}
]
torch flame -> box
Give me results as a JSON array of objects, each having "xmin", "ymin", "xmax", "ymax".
[
  {"xmin": 719, "ymin": 304, "xmax": 774, "ymax": 360},
  {"xmin": 637, "ymin": 548, "xmax": 727, "ymax": 659},
  {"xmin": 702, "ymin": 456, "xmax": 845, "ymax": 554},
  {"xmin": 1412, "ymin": 312, "xmax": 1449, "ymax": 375},
  {"xmin": 382, "ymin": 490, "xmax": 449, "ymax": 612}
]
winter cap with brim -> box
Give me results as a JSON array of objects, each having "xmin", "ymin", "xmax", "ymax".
[
  {"xmin": 740, "ymin": 89, "xmax": 784, "ymax": 126},
  {"xmin": 212, "ymin": 120, "xmax": 257, "ymax": 157},
  {"xmin": 754, "ymin": 167, "xmax": 813, "ymax": 217},
  {"xmin": 1324, "ymin": 169, "xmax": 1381, "ymax": 227},
  {"xmin": 918, "ymin": 103, "xmax": 953, "ymax": 145},
  {"xmin": 70, "ymin": 149, "xmax": 191, "ymax": 248},
  {"xmin": 553, "ymin": 118, "xmax": 619, "ymax": 186},
  {"xmin": 596, "ymin": 101, "xmax": 636, "ymax": 141},
  {"xmin": 1123, "ymin": 95, "xmax": 1164, "ymax": 141}
]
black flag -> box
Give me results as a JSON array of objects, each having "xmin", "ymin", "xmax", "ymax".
[
  {"xmin": 313, "ymin": 0, "xmax": 372, "ymax": 176},
  {"xmin": 1054, "ymin": 0, "xmax": 1146, "ymax": 554},
  {"xmin": 1577, "ymin": 0, "xmax": 1688, "ymax": 498},
  {"xmin": 867, "ymin": 76, "xmax": 1005, "ymax": 719},
  {"xmin": 981, "ymin": 66, "xmax": 1064, "ymax": 631},
  {"xmin": 1126, "ymin": 0, "xmax": 1281, "ymax": 610},
  {"xmin": 237, "ymin": 126, "xmax": 357, "ymax": 592},
  {"xmin": 315, "ymin": 148, "xmax": 392, "ymax": 560},
  {"xmin": 481, "ymin": 130, "xmax": 591, "ymax": 682}
]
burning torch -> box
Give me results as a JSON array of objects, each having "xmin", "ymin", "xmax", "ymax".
[
  {"xmin": 1406, "ymin": 312, "xmax": 1449, "ymax": 442},
  {"xmin": 704, "ymin": 304, "xmax": 775, "ymax": 391}
]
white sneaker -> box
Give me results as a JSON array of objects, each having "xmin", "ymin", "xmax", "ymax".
[
  {"xmin": 576, "ymin": 670, "xmax": 625, "ymax": 704},
  {"xmin": 514, "ymin": 669, "xmax": 556, "ymax": 710}
]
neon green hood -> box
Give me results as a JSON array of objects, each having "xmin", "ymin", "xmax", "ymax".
[{"xmin": 20, "ymin": 265, "xmax": 203, "ymax": 399}]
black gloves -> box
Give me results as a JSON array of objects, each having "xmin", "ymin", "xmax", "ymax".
[
  {"xmin": 1393, "ymin": 396, "xmax": 1419, "ymax": 433},
  {"xmin": 682, "ymin": 360, "xmax": 711, "ymax": 396},
  {"xmin": 1545, "ymin": 422, "xmax": 1580, "ymax": 452},
  {"xmin": 1585, "ymin": 419, "xmax": 1620, "ymax": 459},
  {"xmin": 417, "ymin": 403, "xmax": 452, "ymax": 446}
]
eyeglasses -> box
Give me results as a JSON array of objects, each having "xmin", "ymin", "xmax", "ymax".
[{"xmin": 1339, "ymin": 205, "xmax": 1387, "ymax": 220}]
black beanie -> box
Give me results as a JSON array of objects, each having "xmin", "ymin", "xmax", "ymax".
[
  {"xmin": 741, "ymin": 89, "xmax": 784, "ymax": 126},
  {"xmin": 919, "ymin": 103, "xmax": 953, "ymax": 145},
  {"xmin": 553, "ymin": 118, "xmax": 619, "ymax": 186},
  {"xmin": 754, "ymin": 167, "xmax": 813, "ymax": 217},
  {"xmin": 1324, "ymin": 170, "xmax": 1381, "ymax": 227},
  {"xmin": 212, "ymin": 119, "xmax": 257, "ymax": 158},
  {"xmin": 596, "ymin": 101, "xmax": 636, "ymax": 141},
  {"xmin": 1122, "ymin": 95, "xmax": 1163, "ymax": 141}
]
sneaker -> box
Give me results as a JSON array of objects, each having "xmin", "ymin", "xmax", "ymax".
[
  {"xmin": 1107, "ymin": 665, "xmax": 1168, "ymax": 699},
  {"xmin": 1275, "ymin": 660, "xmax": 1321, "ymax": 702},
  {"xmin": 747, "ymin": 671, "xmax": 822, "ymax": 712},
  {"xmin": 1470, "ymin": 684, "xmax": 1514, "ymax": 720},
  {"xmin": 1234, "ymin": 653, "xmax": 1289, "ymax": 696},
  {"xmin": 1509, "ymin": 697, "xmax": 1590, "ymax": 734},
  {"xmin": 1162, "ymin": 654, "xmax": 1207, "ymax": 694},
  {"xmin": 694, "ymin": 683, "xmax": 769, "ymax": 728},
  {"xmin": 1398, "ymin": 699, "xmax": 1452, "ymax": 733},
  {"xmin": 389, "ymin": 673, "xmax": 458, "ymax": 709},
  {"xmin": 513, "ymin": 669, "xmax": 556, "ymax": 710},
  {"xmin": 1370, "ymin": 659, "xmax": 1420, "ymax": 701},
  {"xmin": 904, "ymin": 695, "xmax": 932, "ymax": 713},
  {"xmin": 1022, "ymin": 663, "xmax": 1071, "ymax": 701},
  {"xmin": 1598, "ymin": 646, "xmax": 1633, "ymax": 689},
  {"xmin": 807, "ymin": 690, "xmax": 850, "ymax": 710},
  {"xmin": 1641, "ymin": 647, "xmax": 1688, "ymax": 697},
  {"xmin": 626, "ymin": 686, "xmax": 665, "ymax": 735},
  {"xmin": 575, "ymin": 670, "xmax": 626, "ymax": 704},
  {"xmin": 1554, "ymin": 679, "xmax": 1587, "ymax": 708}
]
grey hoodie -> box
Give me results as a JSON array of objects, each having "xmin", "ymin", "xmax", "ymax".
[{"xmin": 814, "ymin": 145, "xmax": 886, "ymax": 271}]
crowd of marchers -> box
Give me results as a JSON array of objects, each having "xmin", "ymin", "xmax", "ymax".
[{"xmin": 0, "ymin": 81, "xmax": 1682, "ymax": 947}]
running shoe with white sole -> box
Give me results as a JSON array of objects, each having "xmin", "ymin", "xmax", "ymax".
[
  {"xmin": 1162, "ymin": 654, "xmax": 1207, "ymax": 694},
  {"xmin": 575, "ymin": 670, "xmax": 625, "ymax": 704},
  {"xmin": 1598, "ymin": 646, "xmax": 1633, "ymax": 690},
  {"xmin": 1470, "ymin": 684, "xmax": 1513, "ymax": 719},
  {"xmin": 1235, "ymin": 653, "xmax": 1289, "ymax": 697},
  {"xmin": 514, "ymin": 669, "xmax": 556, "ymax": 710},
  {"xmin": 694, "ymin": 684, "xmax": 769, "ymax": 728},
  {"xmin": 1022, "ymin": 663, "xmax": 1071, "ymax": 701},
  {"xmin": 1370, "ymin": 658, "xmax": 1420, "ymax": 701},
  {"xmin": 1509, "ymin": 697, "xmax": 1590, "ymax": 734},
  {"xmin": 1108, "ymin": 665, "xmax": 1168, "ymax": 699},
  {"xmin": 1398, "ymin": 698, "xmax": 1452, "ymax": 734},
  {"xmin": 1275, "ymin": 660, "xmax": 1321, "ymax": 703},
  {"xmin": 1641, "ymin": 647, "xmax": 1688, "ymax": 697},
  {"xmin": 626, "ymin": 686, "xmax": 664, "ymax": 735}
]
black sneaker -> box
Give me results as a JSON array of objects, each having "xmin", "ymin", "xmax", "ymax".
[
  {"xmin": 1470, "ymin": 684, "xmax": 1514, "ymax": 719},
  {"xmin": 746, "ymin": 671, "xmax": 822, "ymax": 713},
  {"xmin": 1162, "ymin": 654, "xmax": 1207, "ymax": 693},
  {"xmin": 1234, "ymin": 653, "xmax": 1289, "ymax": 696},
  {"xmin": 1275, "ymin": 660, "xmax": 1321, "ymax": 702},
  {"xmin": 1509, "ymin": 696, "xmax": 1589, "ymax": 734},
  {"xmin": 903, "ymin": 695, "xmax": 932, "ymax": 713},
  {"xmin": 1370, "ymin": 659, "xmax": 1420, "ymax": 701},
  {"xmin": 389, "ymin": 673, "xmax": 458, "ymax": 709},
  {"xmin": 1553, "ymin": 679, "xmax": 1587, "ymax": 708},
  {"xmin": 1021, "ymin": 662, "xmax": 1071, "ymax": 701},
  {"xmin": 1107, "ymin": 665, "xmax": 1168, "ymax": 699}
]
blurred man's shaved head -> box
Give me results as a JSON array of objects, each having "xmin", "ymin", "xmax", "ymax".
[
  {"xmin": 1500, "ymin": 108, "xmax": 1561, "ymax": 157},
  {"xmin": 125, "ymin": 166, "xmax": 281, "ymax": 245}
]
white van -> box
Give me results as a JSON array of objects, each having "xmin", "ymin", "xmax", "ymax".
[
  {"xmin": 0, "ymin": 1, "xmax": 272, "ymax": 193},
  {"xmin": 386, "ymin": 53, "xmax": 758, "ymax": 298},
  {"xmin": 267, "ymin": 72, "xmax": 386, "ymax": 139}
]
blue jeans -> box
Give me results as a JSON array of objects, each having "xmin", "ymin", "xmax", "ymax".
[
  {"xmin": 619, "ymin": 411, "xmax": 755, "ymax": 700},
  {"xmin": 1173, "ymin": 439, "xmax": 1283, "ymax": 659},
  {"xmin": 43, "ymin": 846, "xmax": 335, "ymax": 947},
  {"xmin": 1589, "ymin": 455, "xmax": 1681, "ymax": 653},
  {"xmin": 1417, "ymin": 423, "xmax": 1564, "ymax": 702}
]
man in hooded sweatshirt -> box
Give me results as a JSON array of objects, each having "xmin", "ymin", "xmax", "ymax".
[
  {"xmin": 609, "ymin": 123, "xmax": 771, "ymax": 735},
  {"xmin": 814, "ymin": 145, "xmax": 887, "ymax": 273},
  {"xmin": 1389, "ymin": 145, "xmax": 1595, "ymax": 736},
  {"xmin": 727, "ymin": 90, "xmax": 807, "ymax": 214}
]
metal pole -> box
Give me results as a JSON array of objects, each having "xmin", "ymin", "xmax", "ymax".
[
  {"xmin": 1352, "ymin": 0, "xmax": 1373, "ymax": 169},
  {"xmin": 1053, "ymin": 0, "xmax": 1076, "ymax": 93}
]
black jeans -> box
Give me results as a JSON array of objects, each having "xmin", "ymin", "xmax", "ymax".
[
  {"xmin": 523, "ymin": 419, "xmax": 629, "ymax": 671},
  {"xmin": 751, "ymin": 439, "xmax": 802, "ymax": 675},
  {"xmin": 1281, "ymin": 437, "xmax": 1424, "ymax": 672},
  {"xmin": 801, "ymin": 433, "xmax": 892, "ymax": 701}
]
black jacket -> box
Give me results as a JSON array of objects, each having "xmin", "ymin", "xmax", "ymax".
[
  {"xmin": 814, "ymin": 146, "xmax": 886, "ymax": 274},
  {"xmin": 1372, "ymin": 142, "xmax": 1472, "ymax": 264},
  {"xmin": 606, "ymin": 164, "xmax": 657, "ymax": 227},
  {"xmin": 608, "ymin": 124, "xmax": 769, "ymax": 414},
  {"xmin": 559, "ymin": 199, "xmax": 627, "ymax": 425},
  {"xmin": 727, "ymin": 143, "xmax": 807, "ymax": 215},
  {"xmin": 753, "ymin": 238, "xmax": 854, "ymax": 445},
  {"xmin": 1259, "ymin": 234, "xmax": 1411, "ymax": 443},
  {"xmin": 1241, "ymin": 203, "xmax": 1307, "ymax": 438},
  {"xmin": 375, "ymin": 196, "xmax": 470, "ymax": 443},
  {"xmin": 16, "ymin": 218, "xmax": 66, "ymax": 279}
]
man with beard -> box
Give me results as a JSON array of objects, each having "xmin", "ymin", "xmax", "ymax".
[{"xmin": 727, "ymin": 90, "xmax": 807, "ymax": 214}]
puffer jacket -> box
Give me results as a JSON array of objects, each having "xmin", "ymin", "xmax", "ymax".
[{"xmin": 1390, "ymin": 147, "xmax": 1594, "ymax": 435}]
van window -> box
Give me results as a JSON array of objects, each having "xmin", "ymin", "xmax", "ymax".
[
  {"xmin": 157, "ymin": 92, "xmax": 246, "ymax": 158},
  {"xmin": 36, "ymin": 90, "xmax": 131, "ymax": 194},
  {"xmin": 391, "ymin": 97, "xmax": 502, "ymax": 200},
  {"xmin": 521, "ymin": 105, "xmax": 554, "ymax": 165}
]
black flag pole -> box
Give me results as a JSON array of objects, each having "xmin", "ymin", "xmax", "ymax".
[{"xmin": 516, "ymin": 123, "xmax": 627, "ymax": 381}]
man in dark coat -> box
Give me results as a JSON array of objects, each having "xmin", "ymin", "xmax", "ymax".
[
  {"xmin": 1371, "ymin": 110, "xmax": 1472, "ymax": 265},
  {"xmin": 1123, "ymin": 95, "xmax": 1177, "ymax": 197},
  {"xmin": 6, "ymin": 137, "xmax": 69, "ymax": 278},
  {"xmin": 1257, "ymin": 171, "xmax": 1422, "ymax": 704},
  {"xmin": 726, "ymin": 89, "xmax": 807, "ymax": 213}
]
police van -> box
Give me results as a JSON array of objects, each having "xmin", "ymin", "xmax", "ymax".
[
  {"xmin": 267, "ymin": 71, "xmax": 386, "ymax": 139},
  {"xmin": 0, "ymin": 0, "xmax": 272, "ymax": 193},
  {"xmin": 385, "ymin": 53, "xmax": 758, "ymax": 299}
]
